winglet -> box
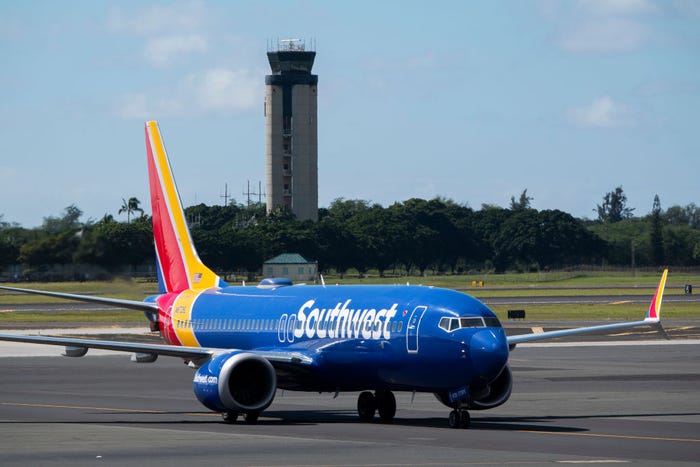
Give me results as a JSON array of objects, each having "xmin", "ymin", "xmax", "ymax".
[
  {"xmin": 645, "ymin": 268, "xmax": 668, "ymax": 323},
  {"xmin": 145, "ymin": 121, "xmax": 226, "ymax": 293}
]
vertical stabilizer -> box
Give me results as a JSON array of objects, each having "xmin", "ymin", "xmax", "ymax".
[{"xmin": 145, "ymin": 121, "xmax": 225, "ymax": 293}]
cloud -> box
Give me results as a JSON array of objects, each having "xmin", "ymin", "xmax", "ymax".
[
  {"xmin": 143, "ymin": 34, "xmax": 208, "ymax": 67},
  {"xmin": 117, "ymin": 68, "xmax": 260, "ymax": 119},
  {"xmin": 107, "ymin": 1, "xmax": 205, "ymax": 35},
  {"xmin": 576, "ymin": 0, "xmax": 658, "ymax": 16},
  {"xmin": 544, "ymin": 0, "xmax": 659, "ymax": 53},
  {"xmin": 568, "ymin": 96, "xmax": 635, "ymax": 128},
  {"xmin": 190, "ymin": 69, "xmax": 259, "ymax": 113},
  {"xmin": 107, "ymin": 2, "xmax": 210, "ymax": 67},
  {"xmin": 558, "ymin": 18, "xmax": 650, "ymax": 53}
]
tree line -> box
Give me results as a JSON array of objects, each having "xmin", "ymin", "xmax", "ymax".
[{"xmin": 1, "ymin": 188, "xmax": 699, "ymax": 281}]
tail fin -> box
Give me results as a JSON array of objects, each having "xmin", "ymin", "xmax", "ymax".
[{"xmin": 145, "ymin": 121, "xmax": 226, "ymax": 293}]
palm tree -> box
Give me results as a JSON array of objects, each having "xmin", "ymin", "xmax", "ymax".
[{"xmin": 119, "ymin": 197, "xmax": 144, "ymax": 223}]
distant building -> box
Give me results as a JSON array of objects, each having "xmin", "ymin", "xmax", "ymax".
[
  {"xmin": 264, "ymin": 38, "xmax": 318, "ymax": 221},
  {"xmin": 263, "ymin": 253, "xmax": 317, "ymax": 282}
]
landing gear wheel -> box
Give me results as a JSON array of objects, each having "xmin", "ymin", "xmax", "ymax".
[
  {"xmin": 221, "ymin": 411, "xmax": 238, "ymax": 424},
  {"xmin": 459, "ymin": 409, "xmax": 471, "ymax": 428},
  {"xmin": 448, "ymin": 409, "xmax": 471, "ymax": 429},
  {"xmin": 243, "ymin": 412, "xmax": 260, "ymax": 424},
  {"xmin": 375, "ymin": 390, "xmax": 396, "ymax": 421},
  {"xmin": 448, "ymin": 410, "xmax": 461, "ymax": 428},
  {"xmin": 357, "ymin": 391, "xmax": 377, "ymax": 421}
]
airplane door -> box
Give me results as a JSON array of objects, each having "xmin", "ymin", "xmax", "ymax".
[
  {"xmin": 286, "ymin": 314, "xmax": 296, "ymax": 343},
  {"xmin": 406, "ymin": 306, "xmax": 427, "ymax": 354},
  {"xmin": 278, "ymin": 314, "xmax": 288, "ymax": 343}
]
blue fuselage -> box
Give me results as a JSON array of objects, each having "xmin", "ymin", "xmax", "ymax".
[{"xmin": 165, "ymin": 284, "xmax": 509, "ymax": 393}]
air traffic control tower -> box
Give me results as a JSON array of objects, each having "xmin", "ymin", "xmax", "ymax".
[{"xmin": 265, "ymin": 39, "xmax": 318, "ymax": 221}]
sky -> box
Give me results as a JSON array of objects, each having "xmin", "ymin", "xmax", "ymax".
[{"xmin": 1, "ymin": 0, "xmax": 698, "ymax": 228}]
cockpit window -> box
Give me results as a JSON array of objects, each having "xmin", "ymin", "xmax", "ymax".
[
  {"xmin": 483, "ymin": 317, "xmax": 502, "ymax": 328},
  {"xmin": 460, "ymin": 317, "xmax": 484, "ymax": 328},
  {"xmin": 438, "ymin": 316, "xmax": 502, "ymax": 332},
  {"xmin": 439, "ymin": 317, "xmax": 450, "ymax": 331}
]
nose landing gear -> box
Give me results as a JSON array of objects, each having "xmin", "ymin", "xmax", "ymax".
[{"xmin": 357, "ymin": 390, "xmax": 397, "ymax": 422}]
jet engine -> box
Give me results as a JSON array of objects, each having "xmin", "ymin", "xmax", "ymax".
[
  {"xmin": 193, "ymin": 351, "xmax": 277, "ymax": 414},
  {"xmin": 435, "ymin": 365, "xmax": 512, "ymax": 410}
]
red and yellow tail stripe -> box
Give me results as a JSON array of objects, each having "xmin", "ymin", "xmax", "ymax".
[
  {"xmin": 170, "ymin": 289, "xmax": 205, "ymax": 347},
  {"xmin": 646, "ymin": 268, "xmax": 668, "ymax": 322},
  {"xmin": 145, "ymin": 121, "xmax": 222, "ymax": 293}
]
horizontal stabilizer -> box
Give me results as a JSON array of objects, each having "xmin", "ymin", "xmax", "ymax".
[{"xmin": 0, "ymin": 285, "xmax": 159, "ymax": 312}]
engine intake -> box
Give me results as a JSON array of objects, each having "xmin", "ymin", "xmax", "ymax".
[
  {"xmin": 193, "ymin": 352, "xmax": 277, "ymax": 414},
  {"xmin": 468, "ymin": 365, "xmax": 512, "ymax": 410},
  {"xmin": 434, "ymin": 365, "xmax": 512, "ymax": 411}
]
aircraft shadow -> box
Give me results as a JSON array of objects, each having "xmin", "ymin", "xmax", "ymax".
[{"xmin": 2, "ymin": 408, "xmax": 696, "ymax": 432}]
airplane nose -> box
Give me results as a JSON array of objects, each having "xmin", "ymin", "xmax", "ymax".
[{"xmin": 470, "ymin": 330, "xmax": 508, "ymax": 382}]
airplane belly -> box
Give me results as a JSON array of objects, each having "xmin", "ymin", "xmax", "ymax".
[{"xmin": 303, "ymin": 339, "xmax": 473, "ymax": 392}]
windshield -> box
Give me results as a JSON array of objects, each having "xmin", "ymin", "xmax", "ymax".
[{"xmin": 438, "ymin": 316, "xmax": 502, "ymax": 332}]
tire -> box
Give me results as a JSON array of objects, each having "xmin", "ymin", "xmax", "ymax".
[
  {"xmin": 448, "ymin": 410, "xmax": 461, "ymax": 428},
  {"xmin": 244, "ymin": 412, "xmax": 260, "ymax": 424},
  {"xmin": 376, "ymin": 391, "xmax": 396, "ymax": 421},
  {"xmin": 459, "ymin": 410, "xmax": 471, "ymax": 428},
  {"xmin": 357, "ymin": 391, "xmax": 377, "ymax": 421},
  {"xmin": 221, "ymin": 411, "xmax": 238, "ymax": 424}
]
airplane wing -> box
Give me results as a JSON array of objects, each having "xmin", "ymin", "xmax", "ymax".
[
  {"xmin": 0, "ymin": 332, "xmax": 314, "ymax": 366},
  {"xmin": 0, "ymin": 285, "xmax": 159, "ymax": 312},
  {"xmin": 507, "ymin": 269, "xmax": 668, "ymax": 347},
  {"xmin": 0, "ymin": 284, "xmax": 314, "ymax": 366}
]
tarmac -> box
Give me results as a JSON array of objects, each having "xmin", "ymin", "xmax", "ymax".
[{"xmin": 0, "ymin": 334, "xmax": 698, "ymax": 466}]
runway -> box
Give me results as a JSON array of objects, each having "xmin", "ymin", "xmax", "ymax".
[
  {"xmin": 3, "ymin": 291, "xmax": 700, "ymax": 314},
  {"xmin": 479, "ymin": 293, "xmax": 700, "ymax": 306},
  {"xmin": 1, "ymin": 342, "xmax": 698, "ymax": 466}
]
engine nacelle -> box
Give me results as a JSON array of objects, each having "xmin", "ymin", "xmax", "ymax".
[
  {"xmin": 435, "ymin": 365, "xmax": 513, "ymax": 411},
  {"xmin": 193, "ymin": 352, "xmax": 277, "ymax": 414},
  {"xmin": 468, "ymin": 365, "xmax": 512, "ymax": 410}
]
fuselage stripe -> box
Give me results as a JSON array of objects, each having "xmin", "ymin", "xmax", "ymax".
[{"xmin": 171, "ymin": 289, "xmax": 204, "ymax": 347}]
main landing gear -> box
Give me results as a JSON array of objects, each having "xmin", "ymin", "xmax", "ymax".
[
  {"xmin": 357, "ymin": 390, "xmax": 396, "ymax": 422},
  {"xmin": 221, "ymin": 411, "xmax": 260, "ymax": 424},
  {"xmin": 447, "ymin": 409, "xmax": 471, "ymax": 429}
]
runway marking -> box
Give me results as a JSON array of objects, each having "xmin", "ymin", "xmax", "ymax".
[
  {"xmin": 251, "ymin": 463, "xmax": 549, "ymax": 466},
  {"xmin": 0, "ymin": 402, "xmax": 164, "ymax": 414},
  {"xmin": 557, "ymin": 461, "xmax": 628, "ymax": 464},
  {"xmin": 0, "ymin": 401, "xmax": 223, "ymax": 418},
  {"xmin": 519, "ymin": 429, "xmax": 700, "ymax": 443},
  {"xmin": 519, "ymin": 339, "xmax": 700, "ymax": 347}
]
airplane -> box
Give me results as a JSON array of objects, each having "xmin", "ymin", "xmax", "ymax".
[{"xmin": 0, "ymin": 121, "xmax": 669, "ymax": 429}]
